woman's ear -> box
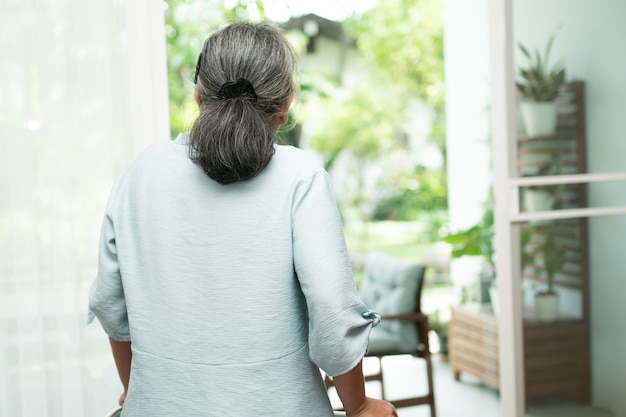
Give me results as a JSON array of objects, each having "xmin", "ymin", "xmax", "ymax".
[
  {"xmin": 273, "ymin": 95, "xmax": 293, "ymax": 129},
  {"xmin": 194, "ymin": 86, "xmax": 202, "ymax": 107}
]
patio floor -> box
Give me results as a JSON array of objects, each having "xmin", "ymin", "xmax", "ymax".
[{"xmin": 328, "ymin": 354, "xmax": 613, "ymax": 417}]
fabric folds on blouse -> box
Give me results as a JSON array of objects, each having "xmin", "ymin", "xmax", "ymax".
[{"xmin": 88, "ymin": 133, "xmax": 379, "ymax": 417}]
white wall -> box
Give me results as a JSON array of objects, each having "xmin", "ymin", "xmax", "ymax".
[
  {"xmin": 445, "ymin": 0, "xmax": 626, "ymax": 414},
  {"xmin": 443, "ymin": 0, "xmax": 492, "ymax": 231},
  {"xmin": 443, "ymin": 0, "xmax": 491, "ymax": 287}
]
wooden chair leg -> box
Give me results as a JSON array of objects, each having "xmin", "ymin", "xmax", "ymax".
[{"xmin": 425, "ymin": 354, "xmax": 436, "ymax": 417}]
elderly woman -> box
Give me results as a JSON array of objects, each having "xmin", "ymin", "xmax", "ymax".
[{"xmin": 89, "ymin": 21, "xmax": 396, "ymax": 417}]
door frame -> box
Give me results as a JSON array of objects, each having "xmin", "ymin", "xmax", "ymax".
[{"xmin": 488, "ymin": 1, "xmax": 626, "ymax": 416}]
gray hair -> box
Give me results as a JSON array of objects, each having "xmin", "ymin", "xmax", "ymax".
[{"xmin": 189, "ymin": 22, "xmax": 297, "ymax": 184}]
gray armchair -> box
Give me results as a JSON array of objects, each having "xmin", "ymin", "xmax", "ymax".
[{"xmin": 326, "ymin": 252, "xmax": 436, "ymax": 417}]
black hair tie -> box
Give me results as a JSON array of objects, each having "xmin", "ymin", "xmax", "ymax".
[
  {"xmin": 217, "ymin": 78, "xmax": 258, "ymax": 102},
  {"xmin": 193, "ymin": 53, "xmax": 202, "ymax": 85}
]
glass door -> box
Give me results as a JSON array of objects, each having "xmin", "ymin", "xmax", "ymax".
[{"xmin": 489, "ymin": 1, "xmax": 626, "ymax": 416}]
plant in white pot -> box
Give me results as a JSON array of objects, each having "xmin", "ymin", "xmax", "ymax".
[
  {"xmin": 444, "ymin": 205, "xmax": 496, "ymax": 311},
  {"xmin": 516, "ymin": 32, "xmax": 567, "ymax": 137},
  {"xmin": 523, "ymin": 160, "xmax": 564, "ymax": 213},
  {"xmin": 429, "ymin": 307, "xmax": 450, "ymax": 358},
  {"xmin": 535, "ymin": 235, "xmax": 566, "ymax": 321},
  {"xmin": 444, "ymin": 207, "xmax": 537, "ymax": 317}
]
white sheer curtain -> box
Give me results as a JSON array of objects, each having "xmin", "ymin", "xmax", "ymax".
[{"xmin": 0, "ymin": 1, "xmax": 169, "ymax": 416}]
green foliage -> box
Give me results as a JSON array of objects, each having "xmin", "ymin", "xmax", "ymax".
[
  {"xmin": 373, "ymin": 165, "xmax": 447, "ymax": 221},
  {"xmin": 163, "ymin": 0, "xmax": 268, "ymax": 139},
  {"xmin": 308, "ymin": 86, "xmax": 404, "ymax": 170},
  {"xmin": 276, "ymin": 49, "xmax": 339, "ymax": 147},
  {"xmin": 516, "ymin": 31, "xmax": 566, "ymax": 102},
  {"xmin": 523, "ymin": 157, "xmax": 566, "ymax": 210},
  {"xmin": 275, "ymin": 112, "xmax": 301, "ymax": 146},
  {"xmin": 345, "ymin": 0, "xmax": 444, "ymax": 110},
  {"xmin": 304, "ymin": 0, "xmax": 446, "ymax": 226},
  {"xmin": 164, "ymin": 1, "xmax": 221, "ymax": 138},
  {"xmin": 443, "ymin": 212, "xmax": 540, "ymax": 283},
  {"xmin": 343, "ymin": 220, "xmax": 436, "ymax": 262},
  {"xmin": 429, "ymin": 307, "xmax": 449, "ymax": 335},
  {"xmin": 443, "ymin": 204, "xmax": 495, "ymax": 278},
  {"xmin": 542, "ymin": 235, "xmax": 565, "ymax": 293},
  {"xmin": 328, "ymin": 0, "xmax": 447, "ymax": 224},
  {"xmin": 520, "ymin": 225, "xmax": 534, "ymax": 272},
  {"xmin": 345, "ymin": 0, "xmax": 446, "ymax": 168},
  {"xmin": 220, "ymin": 0, "xmax": 265, "ymax": 21}
]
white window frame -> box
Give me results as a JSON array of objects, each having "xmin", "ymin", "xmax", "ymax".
[{"xmin": 488, "ymin": 1, "xmax": 626, "ymax": 416}]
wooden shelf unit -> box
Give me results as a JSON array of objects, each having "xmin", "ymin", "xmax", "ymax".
[
  {"xmin": 449, "ymin": 81, "xmax": 590, "ymax": 403},
  {"xmin": 450, "ymin": 305, "xmax": 590, "ymax": 402}
]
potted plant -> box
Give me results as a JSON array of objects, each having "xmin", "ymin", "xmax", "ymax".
[
  {"xmin": 535, "ymin": 235, "xmax": 566, "ymax": 321},
  {"xmin": 523, "ymin": 160, "xmax": 564, "ymax": 213},
  {"xmin": 516, "ymin": 31, "xmax": 567, "ymax": 137},
  {"xmin": 429, "ymin": 307, "xmax": 450, "ymax": 358},
  {"xmin": 444, "ymin": 205, "xmax": 537, "ymax": 316},
  {"xmin": 444, "ymin": 206, "xmax": 495, "ymax": 277},
  {"xmin": 443, "ymin": 205, "xmax": 496, "ymax": 311}
]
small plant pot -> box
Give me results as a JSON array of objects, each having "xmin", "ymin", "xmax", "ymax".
[
  {"xmin": 524, "ymin": 189, "xmax": 556, "ymax": 213},
  {"xmin": 520, "ymin": 101, "xmax": 558, "ymax": 137},
  {"xmin": 535, "ymin": 292, "xmax": 559, "ymax": 321}
]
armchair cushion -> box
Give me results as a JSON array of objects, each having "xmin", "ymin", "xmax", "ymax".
[{"xmin": 359, "ymin": 252, "xmax": 424, "ymax": 353}]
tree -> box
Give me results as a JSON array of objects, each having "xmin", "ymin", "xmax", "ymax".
[
  {"xmin": 163, "ymin": 0, "xmax": 267, "ymax": 139},
  {"xmin": 345, "ymin": 0, "xmax": 447, "ymax": 186},
  {"xmin": 308, "ymin": 85, "xmax": 404, "ymax": 171},
  {"xmin": 305, "ymin": 0, "xmax": 446, "ymax": 223}
]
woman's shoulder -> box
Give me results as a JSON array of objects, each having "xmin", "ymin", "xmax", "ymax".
[
  {"xmin": 109, "ymin": 139, "xmax": 185, "ymax": 193},
  {"xmin": 121, "ymin": 138, "xmax": 185, "ymax": 175},
  {"xmin": 272, "ymin": 145, "xmax": 324, "ymax": 178}
]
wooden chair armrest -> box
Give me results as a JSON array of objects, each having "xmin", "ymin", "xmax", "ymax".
[
  {"xmin": 380, "ymin": 312, "xmax": 429, "ymax": 323},
  {"xmin": 379, "ymin": 312, "xmax": 432, "ymax": 354}
]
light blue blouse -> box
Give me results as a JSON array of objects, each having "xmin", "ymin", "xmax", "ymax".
[{"xmin": 88, "ymin": 133, "xmax": 379, "ymax": 417}]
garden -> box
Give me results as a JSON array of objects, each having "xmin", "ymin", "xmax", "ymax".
[{"xmin": 164, "ymin": 1, "xmax": 453, "ymax": 321}]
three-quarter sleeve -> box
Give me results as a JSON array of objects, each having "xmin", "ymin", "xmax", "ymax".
[
  {"xmin": 87, "ymin": 208, "xmax": 131, "ymax": 342},
  {"xmin": 292, "ymin": 169, "xmax": 380, "ymax": 377}
]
